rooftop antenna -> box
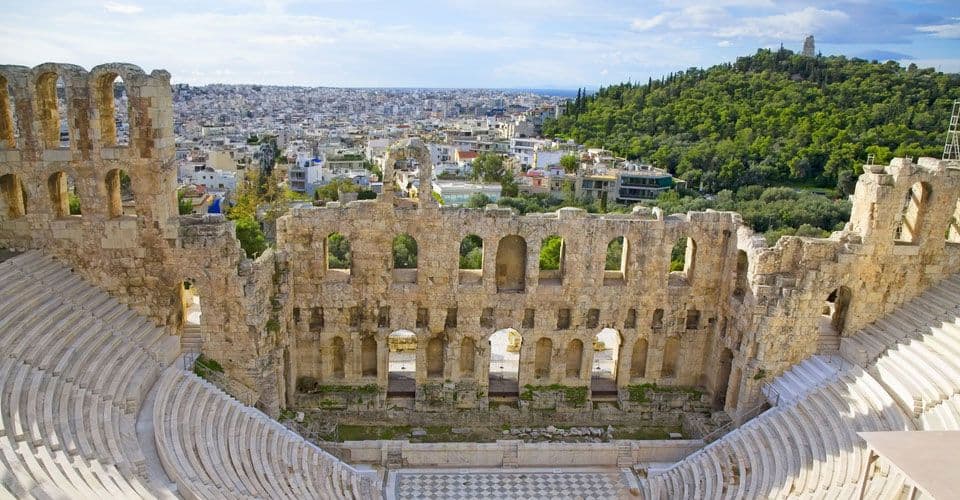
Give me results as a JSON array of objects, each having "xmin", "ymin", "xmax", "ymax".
[{"xmin": 944, "ymin": 99, "xmax": 960, "ymax": 161}]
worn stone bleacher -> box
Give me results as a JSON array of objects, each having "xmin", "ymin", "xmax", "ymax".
[
  {"xmin": 641, "ymin": 273, "xmax": 960, "ymax": 498},
  {"xmin": 154, "ymin": 368, "xmax": 377, "ymax": 500},
  {"xmin": 0, "ymin": 251, "xmax": 180, "ymax": 498},
  {"xmin": 644, "ymin": 364, "xmax": 914, "ymax": 499},
  {"xmin": 0, "ymin": 251, "xmax": 383, "ymax": 499},
  {"xmin": 843, "ymin": 274, "xmax": 960, "ymax": 422}
]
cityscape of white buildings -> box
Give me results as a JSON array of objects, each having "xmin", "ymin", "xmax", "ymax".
[{"xmin": 172, "ymin": 84, "xmax": 676, "ymax": 210}]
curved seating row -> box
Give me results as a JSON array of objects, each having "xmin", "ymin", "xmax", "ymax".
[
  {"xmin": 0, "ymin": 251, "xmax": 180, "ymax": 498},
  {"xmin": 843, "ymin": 274, "xmax": 960, "ymax": 418},
  {"xmin": 154, "ymin": 368, "xmax": 377, "ymax": 500},
  {"xmin": 645, "ymin": 364, "xmax": 913, "ymax": 499}
]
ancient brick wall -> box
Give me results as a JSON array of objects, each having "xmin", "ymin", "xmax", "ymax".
[{"xmin": 2, "ymin": 61, "xmax": 960, "ymax": 419}]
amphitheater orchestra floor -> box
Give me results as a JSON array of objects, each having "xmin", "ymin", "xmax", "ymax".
[{"xmin": 385, "ymin": 467, "xmax": 638, "ymax": 500}]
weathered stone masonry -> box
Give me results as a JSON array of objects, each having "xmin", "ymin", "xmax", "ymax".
[{"xmin": 2, "ymin": 62, "xmax": 959, "ymax": 421}]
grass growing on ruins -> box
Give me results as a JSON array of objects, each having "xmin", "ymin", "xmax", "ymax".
[{"xmin": 611, "ymin": 426, "xmax": 682, "ymax": 440}]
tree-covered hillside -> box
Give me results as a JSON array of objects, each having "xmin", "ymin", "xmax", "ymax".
[{"xmin": 543, "ymin": 48, "xmax": 960, "ymax": 194}]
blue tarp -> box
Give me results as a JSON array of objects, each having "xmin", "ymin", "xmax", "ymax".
[{"xmin": 207, "ymin": 197, "xmax": 222, "ymax": 214}]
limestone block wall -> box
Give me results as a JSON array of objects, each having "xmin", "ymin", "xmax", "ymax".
[
  {"xmin": 0, "ymin": 62, "xmax": 180, "ymax": 324},
  {"xmin": 728, "ymin": 158, "xmax": 960, "ymax": 411},
  {"xmin": 0, "ymin": 62, "xmax": 280, "ymax": 413},
  {"xmin": 276, "ymin": 198, "xmax": 742, "ymax": 410},
  {"xmin": 3, "ymin": 61, "xmax": 960, "ymax": 420}
]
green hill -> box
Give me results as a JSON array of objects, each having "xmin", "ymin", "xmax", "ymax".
[{"xmin": 543, "ymin": 48, "xmax": 960, "ymax": 194}]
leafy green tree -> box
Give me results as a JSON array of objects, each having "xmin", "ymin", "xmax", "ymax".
[
  {"xmin": 392, "ymin": 234, "xmax": 418, "ymax": 269},
  {"xmin": 459, "ymin": 235, "xmax": 483, "ymax": 269},
  {"xmin": 327, "ymin": 233, "xmax": 351, "ymax": 269},
  {"xmin": 314, "ymin": 178, "xmax": 360, "ymax": 202},
  {"xmin": 543, "ymin": 50, "xmax": 957, "ymax": 192},
  {"xmin": 68, "ymin": 192, "xmax": 81, "ymax": 215},
  {"xmin": 669, "ymin": 238, "xmax": 687, "ymax": 272},
  {"xmin": 605, "ymin": 237, "xmax": 624, "ymax": 270},
  {"xmin": 177, "ymin": 190, "xmax": 193, "ymax": 215},
  {"xmin": 471, "ymin": 153, "xmax": 506, "ymax": 183},
  {"xmin": 465, "ymin": 193, "xmax": 492, "ymax": 208},
  {"xmin": 560, "ymin": 154, "xmax": 579, "ymax": 174},
  {"xmin": 500, "ymin": 174, "xmax": 519, "ymax": 197},
  {"xmin": 539, "ymin": 235, "xmax": 563, "ymax": 270},
  {"xmin": 233, "ymin": 215, "xmax": 267, "ymax": 258}
]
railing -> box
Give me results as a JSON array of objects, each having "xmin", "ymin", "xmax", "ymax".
[
  {"xmin": 281, "ymin": 418, "xmax": 347, "ymax": 460},
  {"xmin": 182, "ymin": 352, "xmax": 260, "ymax": 405}
]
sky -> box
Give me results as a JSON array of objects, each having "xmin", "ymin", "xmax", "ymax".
[{"xmin": 0, "ymin": 0, "xmax": 958, "ymax": 88}]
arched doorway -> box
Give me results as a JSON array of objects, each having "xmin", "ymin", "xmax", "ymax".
[
  {"xmin": 714, "ymin": 348, "xmax": 734, "ymax": 409},
  {"xmin": 179, "ymin": 281, "xmax": 202, "ymax": 352},
  {"xmin": 489, "ymin": 328, "xmax": 521, "ymax": 396},
  {"xmin": 821, "ymin": 285, "xmax": 851, "ymax": 335},
  {"xmin": 591, "ymin": 328, "xmax": 621, "ymax": 396},
  {"xmin": 388, "ymin": 330, "xmax": 417, "ymax": 396}
]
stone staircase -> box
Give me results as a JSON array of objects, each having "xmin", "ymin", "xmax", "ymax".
[
  {"xmin": 502, "ymin": 441, "xmax": 519, "ymax": 468},
  {"xmin": 616, "ymin": 441, "xmax": 633, "ymax": 468},
  {"xmin": 180, "ymin": 323, "xmax": 202, "ymax": 353}
]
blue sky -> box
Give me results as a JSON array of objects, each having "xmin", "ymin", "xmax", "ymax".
[{"xmin": 1, "ymin": 0, "xmax": 958, "ymax": 87}]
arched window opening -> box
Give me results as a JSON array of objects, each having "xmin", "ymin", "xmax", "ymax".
[
  {"xmin": 894, "ymin": 182, "xmax": 930, "ymax": 244},
  {"xmin": 603, "ymin": 236, "xmax": 627, "ymax": 284},
  {"xmin": 630, "ymin": 338, "xmax": 648, "ymax": 379},
  {"xmin": 426, "ymin": 336, "xmax": 446, "ymax": 378},
  {"xmin": 37, "ymin": 73, "xmax": 70, "ymax": 148},
  {"xmin": 459, "ymin": 234, "xmax": 483, "ymax": 284},
  {"xmin": 105, "ymin": 169, "xmax": 133, "ymax": 217},
  {"xmin": 539, "ymin": 235, "xmax": 565, "ymax": 285},
  {"xmin": 495, "ymin": 235, "xmax": 526, "ymax": 292},
  {"xmin": 1, "ymin": 173, "xmax": 27, "ymax": 219},
  {"xmin": 714, "ymin": 348, "xmax": 734, "ymax": 409},
  {"xmin": 459, "ymin": 337, "xmax": 476, "ymax": 377},
  {"xmin": 489, "ymin": 328, "xmax": 521, "ymax": 396},
  {"xmin": 96, "ymin": 74, "xmax": 129, "ymax": 147},
  {"xmin": 0, "ymin": 75, "xmax": 16, "ymax": 149},
  {"xmin": 392, "ymin": 233, "xmax": 418, "ymax": 284},
  {"xmin": 360, "ymin": 336, "xmax": 377, "ymax": 377},
  {"xmin": 591, "ymin": 328, "xmax": 621, "ymax": 394},
  {"xmin": 669, "ymin": 237, "xmax": 696, "ymax": 278},
  {"xmin": 387, "ymin": 330, "xmax": 416, "ymax": 395},
  {"xmin": 565, "ymin": 339, "xmax": 583, "ymax": 378},
  {"xmin": 820, "ymin": 286, "xmax": 852, "ymax": 339},
  {"xmin": 326, "ymin": 232, "xmax": 351, "ymax": 272},
  {"xmin": 947, "ymin": 199, "xmax": 960, "ymax": 243},
  {"xmin": 534, "ymin": 337, "xmax": 552, "ymax": 380},
  {"xmin": 459, "ymin": 234, "xmax": 483, "ymax": 269},
  {"xmin": 733, "ymin": 250, "xmax": 748, "ymax": 299},
  {"xmin": 661, "ymin": 337, "xmax": 680, "ymax": 378}
]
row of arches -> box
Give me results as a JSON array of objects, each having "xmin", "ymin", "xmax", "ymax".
[
  {"xmin": 321, "ymin": 232, "xmax": 698, "ymax": 288},
  {"xmin": 319, "ymin": 328, "xmax": 684, "ymax": 396},
  {"xmin": 0, "ymin": 169, "xmax": 132, "ymax": 219},
  {"xmin": 0, "ymin": 69, "xmax": 130, "ymax": 150}
]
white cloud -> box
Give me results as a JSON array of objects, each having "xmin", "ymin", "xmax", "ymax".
[
  {"xmin": 251, "ymin": 34, "xmax": 335, "ymax": 46},
  {"xmin": 918, "ymin": 18, "xmax": 960, "ymax": 39},
  {"xmin": 717, "ymin": 40, "xmax": 733, "ymax": 47},
  {"xmin": 713, "ymin": 7, "xmax": 848, "ymax": 40},
  {"xmin": 631, "ymin": 14, "xmax": 667, "ymax": 32},
  {"xmin": 103, "ymin": 2, "xmax": 143, "ymax": 14}
]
